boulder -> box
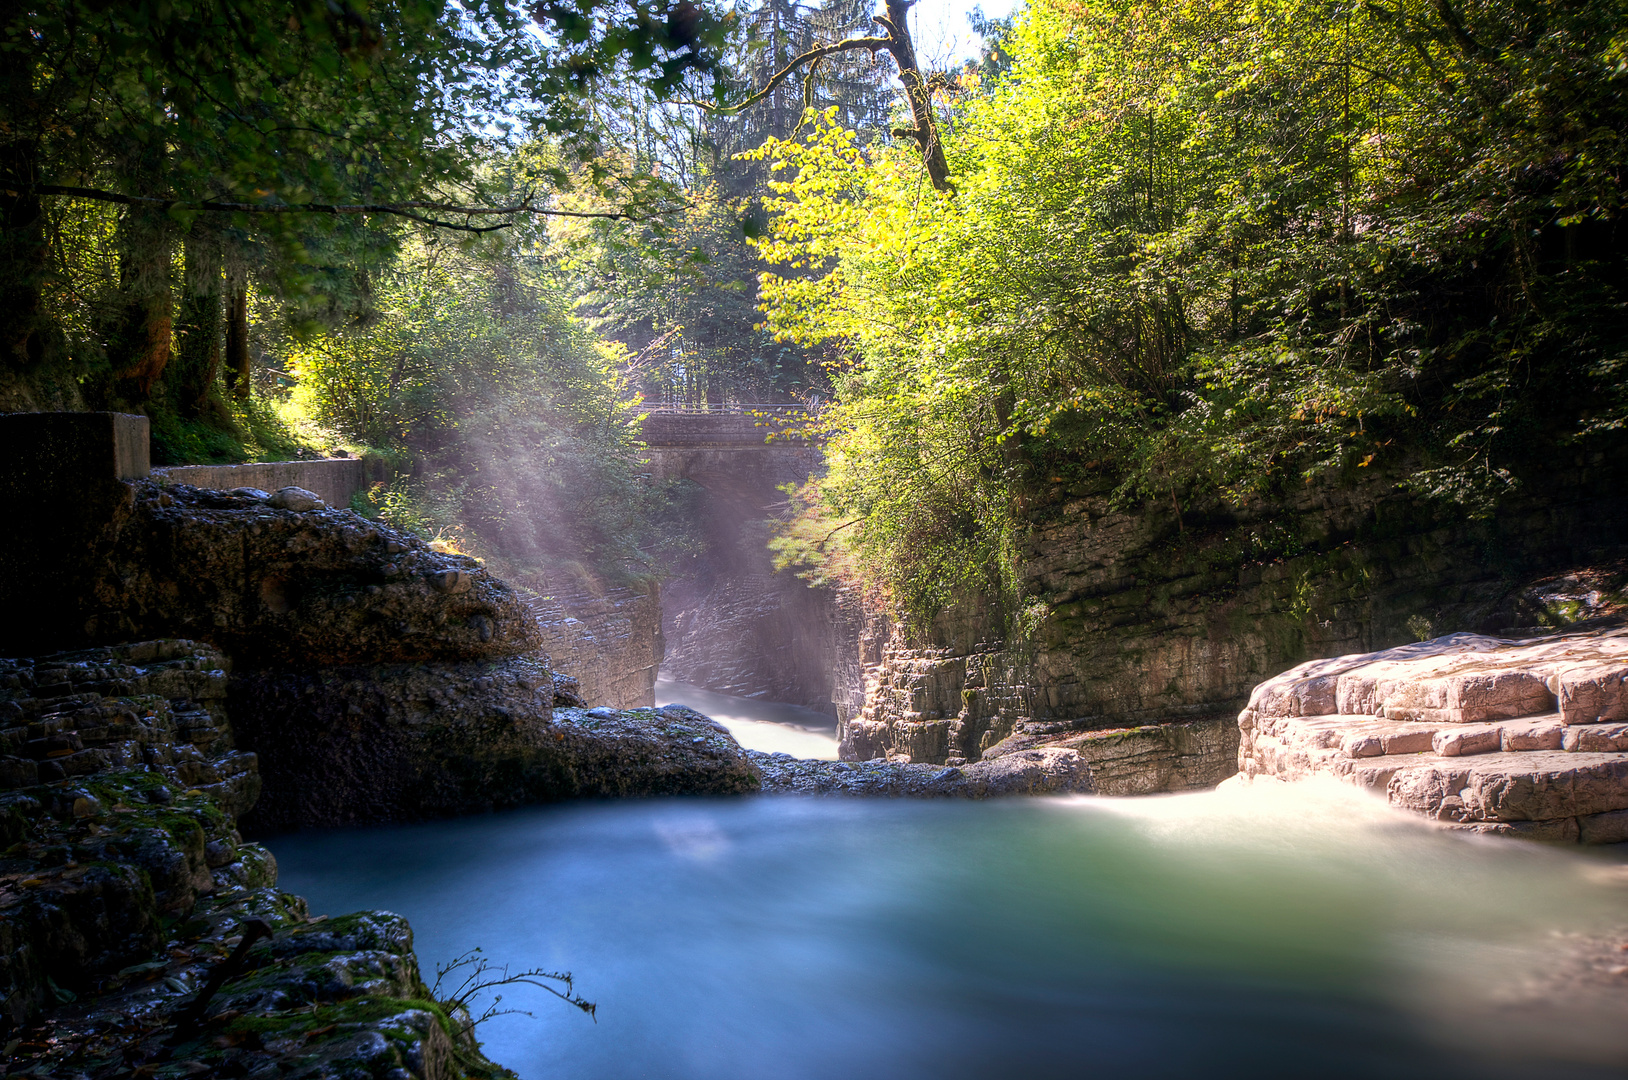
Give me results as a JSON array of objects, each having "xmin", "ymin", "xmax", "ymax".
[
  {"xmin": 12, "ymin": 480, "xmax": 542, "ymax": 665},
  {"xmin": 749, "ymin": 745, "xmax": 1094, "ymax": 797},
  {"xmin": 1234, "ymin": 628, "xmax": 1628, "ymax": 842},
  {"xmin": 230, "ymin": 670, "xmax": 761, "ymax": 831}
]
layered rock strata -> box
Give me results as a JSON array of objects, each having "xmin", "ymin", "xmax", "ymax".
[
  {"xmin": 834, "ymin": 455, "xmax": 1628, "ymax": 790},
  {"xmin": 529, "ymin": 586, "xmax": 663, "ymax": 709},
  {"xmin": 1233, "ymin": 629, "xmax": 1628, "ymax": 841},
  {"xmin": 0, "ymin": 640, "xmax": 513, "ymax": 1079}
]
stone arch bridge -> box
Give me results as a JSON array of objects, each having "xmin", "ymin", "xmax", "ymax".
[
  {"xmin": 639, "ymin": 404, "xmax": 853, "ymax": 714},
  {"xmin": 640, "ymin": 403, "xmax": 823, "ymax": 490}
]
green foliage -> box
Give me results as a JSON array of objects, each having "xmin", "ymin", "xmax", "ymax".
[
  {"xmin": 146, "ymin": 379, "xmax": 326, "ymax": 465},
  {"xmin": 1, "ymin": 0, "xmax": 739, "ymax": 409},
  {"xmin": 560, "ymin": 184, "xmax": 829, "ymax": 402},
  {"xmin": 751, "ymin": 0, "xmax": 1628, "ymax": 621},
  {"xmin": 290, "ymin": 237, "xmax": 686, "ymax": 585}
]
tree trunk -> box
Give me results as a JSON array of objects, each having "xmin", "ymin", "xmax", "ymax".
[
  {"xmin": 0, "ymin": 46, "xmax": 56, "ymax": 372},
  {"xmin": 881, "ymin": 0, "xmax": 953, "ymax": 194},
  {"xmin": 0, "ymin": 147, "xmax": 49, "ymax": 369},
  {"xmin": 224, "ymin": 277, "xmax": 251, "ymax": 400},
  {"xmin": 170, "ymin": 229, "xmax": 223, "ymax": 418},
  {"xmin": 108, "ymin": 141, "xmax": 174, "ymax": 401}
]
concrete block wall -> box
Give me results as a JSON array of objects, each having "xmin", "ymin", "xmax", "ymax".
[{"xmin": 154, "ymin": 458, "xmax": 370, "ymax": 509}]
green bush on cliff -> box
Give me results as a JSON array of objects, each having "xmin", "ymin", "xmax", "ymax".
[
  {"xmin": 754, "ymin": 0, "xmax": 1628, "ymax": 623},
  {"xmin": 285, "ymin": 236, "xmax": 686, "ymax": 588}
]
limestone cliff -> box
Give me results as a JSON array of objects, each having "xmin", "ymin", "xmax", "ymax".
[
  {"xmin": 530, "ymin": 586, "xmax": 663, "ymax": 709},
  {"xmin": 6, "ymin": 478, "xmax": 541, "ymax": 665},
  {"xmin": 838, "ymin": 454, "xmax": 1628, "ymax": 794}
]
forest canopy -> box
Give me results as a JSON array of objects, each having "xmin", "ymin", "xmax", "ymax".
[
  {"xmin": 4, "ymin": 0, "xmax": 1625, "ymax": 613},
  {"xmin": 756, "ymin": 0, "xmax": 1628, "ymax": 621}
]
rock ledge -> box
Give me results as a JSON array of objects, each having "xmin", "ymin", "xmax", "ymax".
[{"xmin": 1234, "ymin": 628, "xmax": 1628, "ymax": 841}]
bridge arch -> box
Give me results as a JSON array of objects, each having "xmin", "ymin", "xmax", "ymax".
[{"xmin": 640, "ymin": 405, "xmax": 843, "ymax": 711}]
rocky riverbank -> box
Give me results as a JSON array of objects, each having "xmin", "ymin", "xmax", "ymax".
[
  {"xmin": 829, "ymin": 456, "xmax": 1628, "ymax": 786},
  {"xmin": 1232, "ymin": 627, "xmax": 1628, "ymax": 841},
  {"xmin": 0, "ymin": 639, "xmax": 516, "ymax": 1079}
]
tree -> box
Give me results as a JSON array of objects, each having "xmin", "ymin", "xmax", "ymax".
[
  {"xmin": 718, "ymin": 0, "xmax": 955, "ymax": 192},
  {"xmin": 0, "ymin": 0, "xmax": 732, "ymax": 408},
  {"xmin": 750, "ymin": 0, "xmax": 1628, "ymax": 620}
]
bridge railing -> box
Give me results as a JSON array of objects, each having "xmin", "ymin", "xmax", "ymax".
[{"xmin": 638, "ymin": 401, "xmax": 821, "ymax": 416}]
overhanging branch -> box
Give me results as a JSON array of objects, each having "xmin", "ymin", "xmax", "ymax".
[
  {"xmin": 695, "ymin": 36, "xmax": 892, "ymax": 116},
  {"xmin": 686, "ymin": 0, "xmax": 952, "ymax": 194},
  {"xmin": 20, "ymin": 185, "xmax": 675, "ymax": 232}
]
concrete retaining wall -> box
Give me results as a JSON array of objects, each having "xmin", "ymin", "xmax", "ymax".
[{"xmin": 154, "ymin": 458, "xmax": 370, "ymax": 509}]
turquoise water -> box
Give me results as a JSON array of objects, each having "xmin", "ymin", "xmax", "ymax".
[{"xmin": 272, "ymin": 781, "xmax": 1628, "ymax": 1079}]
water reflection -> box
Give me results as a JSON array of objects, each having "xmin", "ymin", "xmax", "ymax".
[
  {"xmin": 272, "ymin": 783, "xmax": 1628, "ymax": 1080},
  {"xmin": 655, "ymin": 677, "xmax": 840, "ymax": 759}
]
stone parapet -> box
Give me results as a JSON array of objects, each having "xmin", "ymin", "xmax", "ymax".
[{"xmin": 0, "ymin": 410, "xmax": 150, "ymax": 486}]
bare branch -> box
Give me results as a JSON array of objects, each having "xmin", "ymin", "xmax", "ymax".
[
  {"xmin": 19, "ymin": 185, "xmax": 678, "ymax": 233},
  {"xmin": 693, "ymin": 36, "xmax": 892, "ymax": 116},
  {"xmin": 432, "ymin": 947, "xmax": 597, "ymax": 1038}
]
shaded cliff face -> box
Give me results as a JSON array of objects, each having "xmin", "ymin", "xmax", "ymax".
[
  {"xmin": 648, "ymin": 436, "xmax": 848, "ymax": 708},
  {"xmin": 530, "ymin": 586, "xmax": 663, "ymax": 709},
  {"xmin": 842, "ymin": 455, "xmax": 1628, "ymax": 773}
]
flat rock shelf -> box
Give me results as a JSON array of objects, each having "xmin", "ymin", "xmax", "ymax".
[{"xmin": 1233, "ymin": 628, "xmax": 1628, "ymax": 841}]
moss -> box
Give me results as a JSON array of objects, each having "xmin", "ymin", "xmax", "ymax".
[{"xmin": 224, "ymin": 995, "xmax": 456, "ymax": 1040}]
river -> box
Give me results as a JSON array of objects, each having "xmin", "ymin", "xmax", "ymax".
[
  {"xmin": 655, "ymin": 678, "xmax": 841, "ymax": 759},
  {"xmin": 273, "ymin": 773, "xmax": 1628, "ymax": 1078}
]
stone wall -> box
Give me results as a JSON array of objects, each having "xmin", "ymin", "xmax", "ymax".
[
  {"xmin": 840, "ymin": 452, "xmax": 1628, "ymax": 791},
  {"xmin": 529, "ymin": 586, "xmax": 664, "ymax": 709},
  {"xmin": 154, "ymin": 456, "xmax": 374, "ymax": 509}
]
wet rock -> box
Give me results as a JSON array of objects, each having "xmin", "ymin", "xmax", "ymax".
[
  {"xmin": 749, "ymin": 745, "xmax": 1093, "ymax": 797},
  {"xmin": 231, "ymin": 666, "xmax": 761, "ymax": 831},
  {"xmin": 982, "ymin": 716, "xmax": 1238, "ymax": 796},
  {"xmin": 551, "ymin": 671, "xmax": 587, "ymax": 708}
]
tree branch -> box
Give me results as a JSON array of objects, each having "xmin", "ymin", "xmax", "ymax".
[
  {"xmin": 18, "ymin": 185, "xmax": 675, "ymax": 232},
  {"xmin": 695, "ymin": 36, "xmax": 892, "ymax": 115}
]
